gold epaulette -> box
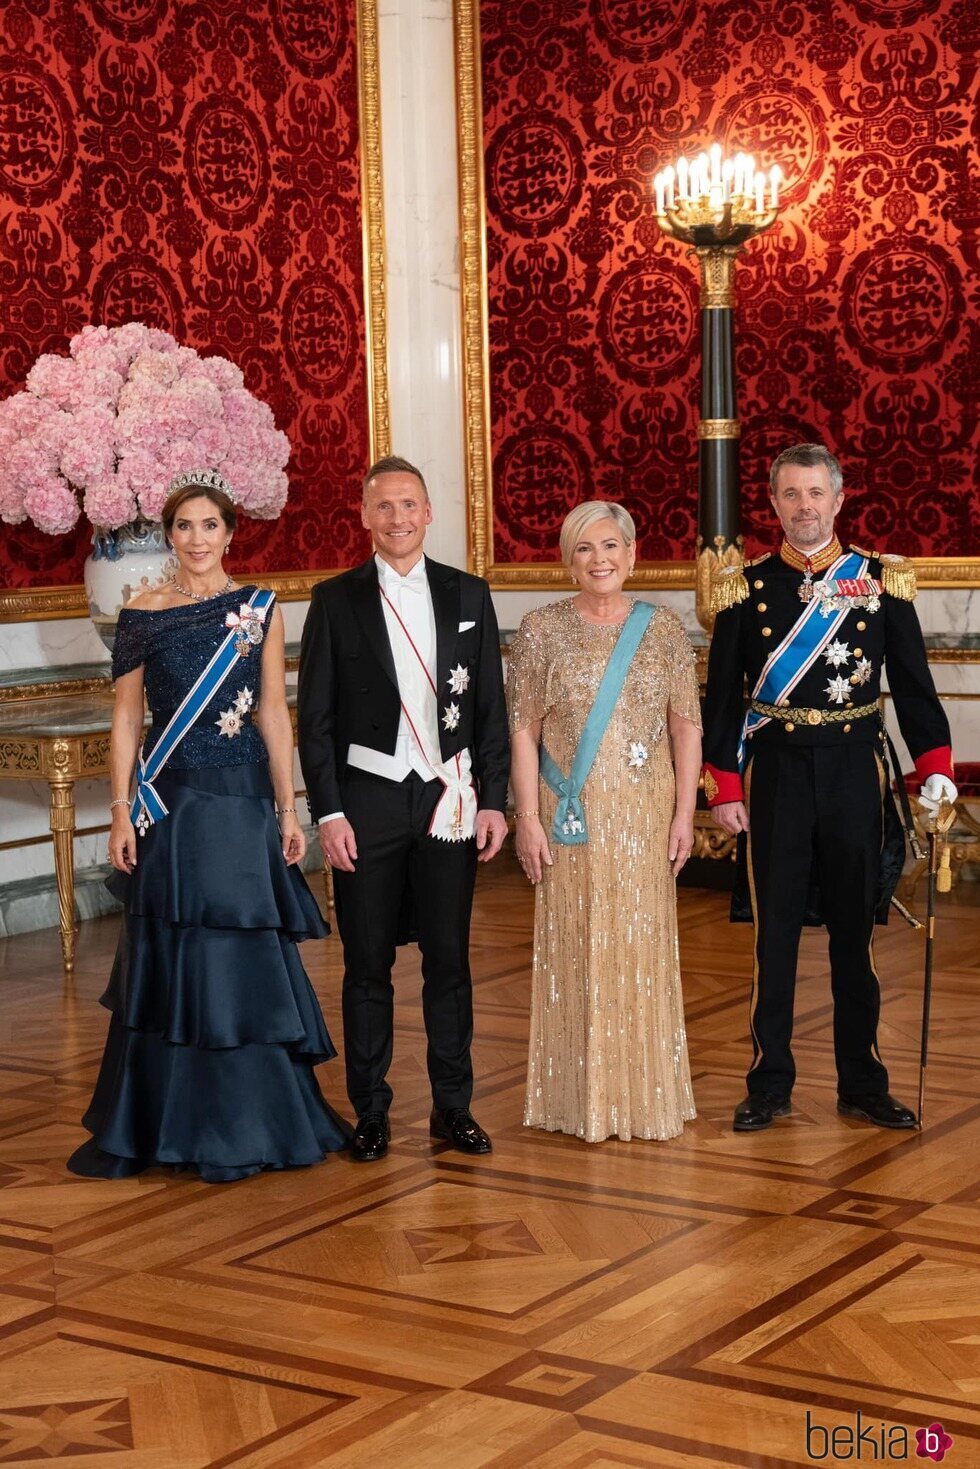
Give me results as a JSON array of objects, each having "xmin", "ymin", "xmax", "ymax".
[
  {"xmin": 850, "ymin": 544, "xmax": 874, "ymax": 558},
  {"xmin": 879, "ymin": 553, "xmax": 917, "ymax": 601},
  {"xmin": 709, "ymin": 562, "xmax": 749, "ymax": 615},
  {"xmin": 745, "ymin": 552, "xmax": 772, "ymax": 568}
]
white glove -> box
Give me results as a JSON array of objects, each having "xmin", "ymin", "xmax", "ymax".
[{"xmin": 918, "ymin": 773, "xmax": 957, "ymax": 816}]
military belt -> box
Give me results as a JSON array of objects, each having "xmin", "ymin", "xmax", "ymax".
[{"xmin": 751, "ymin": 699, "xmax": 879, "ymax": 728}]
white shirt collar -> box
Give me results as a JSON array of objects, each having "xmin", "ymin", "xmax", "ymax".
[{"xmin": 375, "ymin": 552, "xmax": 427, "ymax": 590}]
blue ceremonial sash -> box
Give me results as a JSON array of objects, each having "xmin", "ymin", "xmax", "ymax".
[
  {"xmin": 540, "ymin": 601, "xmax": 654, "ymax": 846},
  {"xmin": 130, "ymin": 587, "xmax": 275, "ymax": 831},
  {"xmin": 737, "ymin": 552, "xmax": 867, "ymax": 769}
]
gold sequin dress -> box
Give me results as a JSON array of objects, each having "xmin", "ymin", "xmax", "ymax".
[{"xmin": 507, "ymin": 599, "xmax": 701, "ymax": 1143}]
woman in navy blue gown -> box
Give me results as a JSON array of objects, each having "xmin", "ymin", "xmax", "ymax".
[{"xmin": 68, "ymin": 472, "xmax": 350, "ymax": 1183}]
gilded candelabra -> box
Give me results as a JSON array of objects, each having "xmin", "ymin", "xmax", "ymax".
[{"xmin": 654, "ymin": 147, "xmax": 783, "ymax": 628}]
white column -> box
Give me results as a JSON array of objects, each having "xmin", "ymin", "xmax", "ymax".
[{"xmin": 377, "ymin": 0, "xmax": 467, "ymax": 567}]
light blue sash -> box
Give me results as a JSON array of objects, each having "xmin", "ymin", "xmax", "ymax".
[
  {"xmin": 540, "ymin": 601, "xmax": 654, "ymax": 846},
  {"xmin": 737, "ymin": 551, "xmax": 867, "ymax": 769},
  {"xmin": 131, "ymin": 587, "xmax": 275, "ymax": 831}
]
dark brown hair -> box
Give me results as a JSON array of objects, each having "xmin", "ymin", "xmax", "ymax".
[
  {"xmin": 363, "ymin": 455, "xmax": 428, "ymax": 500},
  {"xmin": 162, "ymin": 483, "xmax": 237, "ymax": 534}
]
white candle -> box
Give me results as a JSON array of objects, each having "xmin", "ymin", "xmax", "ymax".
[
  {"xmin": 769, "ymin": 164, "xmax": 782, "ymax": 209},
  {"xmin": 664, "ymin": 165, "xmax": 674, "ymax": 208},
  {"xmin": 696, "ymin": 153, "xmax": 709, "ymax": 198},
  {"xmin": 655, "ymin": 172, "xmax": 665, "ymax": 213},
  {"xmin": 677, "ymin": 156, "xmax": 688, "ymax": 200},
  {"xmin": 711, "ymin": 142, "xmax": 722, "ymax": 186},
  {"xmin": 709, "ymin": 182, "xmax": 724, "ymax": 211},
  {"xmin": 755, "ymin": 170, "xmax": 765, "ymax": 214},
  {"xmin": 743, "ymin": 156, "xmax": 755, "ymax": 196},
  {"xmin": 722, "ymin": 159, "xmax": 734, "ymax": 201}
]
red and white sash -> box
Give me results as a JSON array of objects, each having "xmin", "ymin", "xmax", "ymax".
[{"xmin": 380, "ymin": 587, "xmax": 477, "ymax": 842}]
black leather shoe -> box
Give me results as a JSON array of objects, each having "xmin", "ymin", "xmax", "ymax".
[
  {"xmin": 733, "ymin": 1093, "xmax": 792, "ymax": 1132},
  {"xmin": 430, "ymin": 1107, "xmax": 492, "ymax": 1154},
  {"xmin": 350, "ymin": 1111, "xmax": 390, "ymax": 1161},
  {"xmin": 837, "ymin": 1094, "xmax": 917, "ymax": 1129}
]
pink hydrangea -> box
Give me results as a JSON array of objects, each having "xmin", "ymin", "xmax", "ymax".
[
  {"xmin": 1, "ymin": 322, "xmax": 291, "ymax": 534},
  {"xmin": 25, "ymin": 354, "xmax": 81, "ymax": 409},
  {"xmin": 129, "ymin": 350, "xmax": 180, "ymax": 388},
  {"xmin": 196, "ymin": 355, "xmax": 245, "ymax": 392},
  {"xmin": 0, "ymin": 467, "xmax": 25, "ymax": 525},
  {"xmin": 22, "ymin": 472, "xmax": 81, "ymax": 534},
  {"xmin": 84, "ymin": 478, "xmax": 137, "ymax": 529},
  {"xmin": 59, "ymin": 407, "xmax": 116, "ymax": 487}
]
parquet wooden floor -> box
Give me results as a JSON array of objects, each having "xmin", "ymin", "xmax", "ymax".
[{"xmin": 0, "ymin": 855, "xmax": 977, "ymax": 1467}]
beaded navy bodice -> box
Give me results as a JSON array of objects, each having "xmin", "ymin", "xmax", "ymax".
[{"xmin": 112, "ymin": 586, "xmax": 272, "ymax": 769}]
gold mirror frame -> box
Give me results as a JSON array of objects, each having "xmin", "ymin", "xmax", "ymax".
[
  {"xmin": 0, "ymin": 0, "xmax": 389, "ymax": 625},
  {"xmin": 453, "ymin": 0, "xmax": 980, "ymax": 593}
]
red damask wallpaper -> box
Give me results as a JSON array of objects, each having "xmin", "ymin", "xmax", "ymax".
[
  {"xmin": 0, "ymin": 0, "xmax": 370, "ymax": 589},
  {"xmin": 481, "ymin": 0, "xmax": 979, "ymax": 564}
]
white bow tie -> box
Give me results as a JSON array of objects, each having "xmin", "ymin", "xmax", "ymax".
[{"xmin": 379, "ymin": 560, "xmax": 427, "ymax": 596}]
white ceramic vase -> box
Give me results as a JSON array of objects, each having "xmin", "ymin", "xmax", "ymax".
[{"xmin": 84, "ymin": 519, "xmax": 176, "ymax": 653}]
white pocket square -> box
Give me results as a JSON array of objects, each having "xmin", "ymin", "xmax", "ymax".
[{"xmin": 458, "ymin": 620, "xmax": 475, "ymax": 632}]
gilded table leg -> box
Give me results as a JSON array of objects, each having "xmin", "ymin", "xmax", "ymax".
[{"xmin": 48, "ymin": 775, "xmax": 78, "ymax": 977}]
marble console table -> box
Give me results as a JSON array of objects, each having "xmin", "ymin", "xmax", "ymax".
[
  {"xmin": 0, "ymin": 691, "xmax": 117, "ymax": 975},
  {"xmin": 0, "ymin": 682, "xmax": 301, "ymax": 979}
]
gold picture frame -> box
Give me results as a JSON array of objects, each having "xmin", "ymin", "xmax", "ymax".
[
  {"xmin": 452, "ymin": 0, "xmax": 979, "ymax": 592},
  {"xmin": 0, "ymin": 0, "xmax": 389, "ymax": 625}
]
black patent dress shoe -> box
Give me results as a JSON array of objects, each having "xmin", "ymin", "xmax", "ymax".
[
  {"xmin": 733, "ymin": 1093, "xmax": 792, "ymax": 1132},
  {"xmin": 430, "ymin": 1107, "xmax": 492, "ymax": 1154},
  {"xmin": 350, "ymin": 1111, "xmax": 390, "ymax": 1161},
  {"xmin": 837, "ymin": 1094, "xmax": 917, "ymax": 1129}
]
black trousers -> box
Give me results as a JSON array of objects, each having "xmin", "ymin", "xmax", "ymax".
[
  {"xmin": 332, "ymin": 768, "xmax": 478, "ymax": 1116},
  {"xmin": 744, "ymin": 742, "xmax": 890, "ymax": 1101}
]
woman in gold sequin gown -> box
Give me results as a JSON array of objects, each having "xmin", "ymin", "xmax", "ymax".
[{"xmin": 507, "ymin": 502, "xmax": 702, "ymax": 1142}]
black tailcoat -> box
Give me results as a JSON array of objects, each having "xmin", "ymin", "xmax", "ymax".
[
  {"xmin": 296, "ymin": 555, "xmax": 510, "ymax": 1117},
  {"xmin": 297, "ymin": 556, "xmax": 510, "ymax": 822}
]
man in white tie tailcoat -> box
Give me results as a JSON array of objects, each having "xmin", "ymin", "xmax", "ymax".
[{"xmin": 298, "ymin": 457, "xmax": 510, "ymax": 1160}]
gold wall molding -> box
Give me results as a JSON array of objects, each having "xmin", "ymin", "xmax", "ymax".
[
  {"xmin": 356, "ymin": 0, "xmax": 389, "ymax": 464},
  {"xmin": 452, "ymin": 1, "xmax": 980, "ymax": 594},
  {"xmin": 0, "ymin": 0, "xmax": 387, "ymax": 626},
  {"xmin": 454, "ymin": 0, "xmax": 494, "ymax": 583}
]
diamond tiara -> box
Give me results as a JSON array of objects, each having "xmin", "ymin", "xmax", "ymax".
[{"xmin": 166, "ymin": 468, "xmax": 235, "ymax": 503}]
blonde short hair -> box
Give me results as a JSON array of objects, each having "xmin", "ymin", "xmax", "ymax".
[{"xmin": 559, "ymin": 500, "xmax": 636, "ymax": 568}]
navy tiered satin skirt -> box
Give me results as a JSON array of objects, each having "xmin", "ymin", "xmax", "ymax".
[{"xmin": 67, "ymin": 763, "xmax": 351, "ymax": 1183}]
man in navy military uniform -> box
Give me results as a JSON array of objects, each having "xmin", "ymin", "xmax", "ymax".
[{"xmin": 702, "ymin": 443, "xmax": 957, "ymax": 1132}]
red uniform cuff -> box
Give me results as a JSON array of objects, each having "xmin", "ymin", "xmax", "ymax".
[
  {"xmin": 914, "ymin": 746, "xmax": 954, "ymax": 784},
  {"xmin": 702, "ymin": 764, "xmax": 744, "ymax": 806}
]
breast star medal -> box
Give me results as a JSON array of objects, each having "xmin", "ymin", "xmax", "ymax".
[
  {"xmin": 825, "ymin": 674, "xmax": 852, "ymax": 705},
  {"xmin": 442, "ymin": 702, "xmax": 461, "ymax": 732},
  {"xmin": 447, "ymin": 663, "xmax": 470, "ymax": 695},
  {"xmin": 824, "ymin": 640, "xmax": 850, "ymax": 668},
  {"xmin": 215, "ymin": 688, "xmax": 253, "ymax": 738},
  {"xmin": 216, "ymin": 707, "xmax": 243, "ymax": 738},
  {"xmin": 627, "ymin": 740, "xmax": 649, "ymax": 769}
]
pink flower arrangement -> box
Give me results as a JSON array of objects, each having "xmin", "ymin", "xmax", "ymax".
[{"xmin": 0, "ymin": 323, "xmax": 290, "ymax": 534}]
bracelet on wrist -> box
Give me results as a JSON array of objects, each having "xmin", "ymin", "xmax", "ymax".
[
  {"xmin": 514, "ymin": 809, "xmax": 539, "ymax": 819},
  {"xmin": 109, "ymin": 798, "xmax": 129, "ymax": 810},
  {"xmin": 277, "ymin": 805, "xmax": 296, "ymax": 815}
]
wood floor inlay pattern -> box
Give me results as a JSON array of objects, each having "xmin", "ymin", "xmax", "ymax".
[{"xmin": 0, "ymin": 855, "xmax": 977, "ymax": 1465}]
